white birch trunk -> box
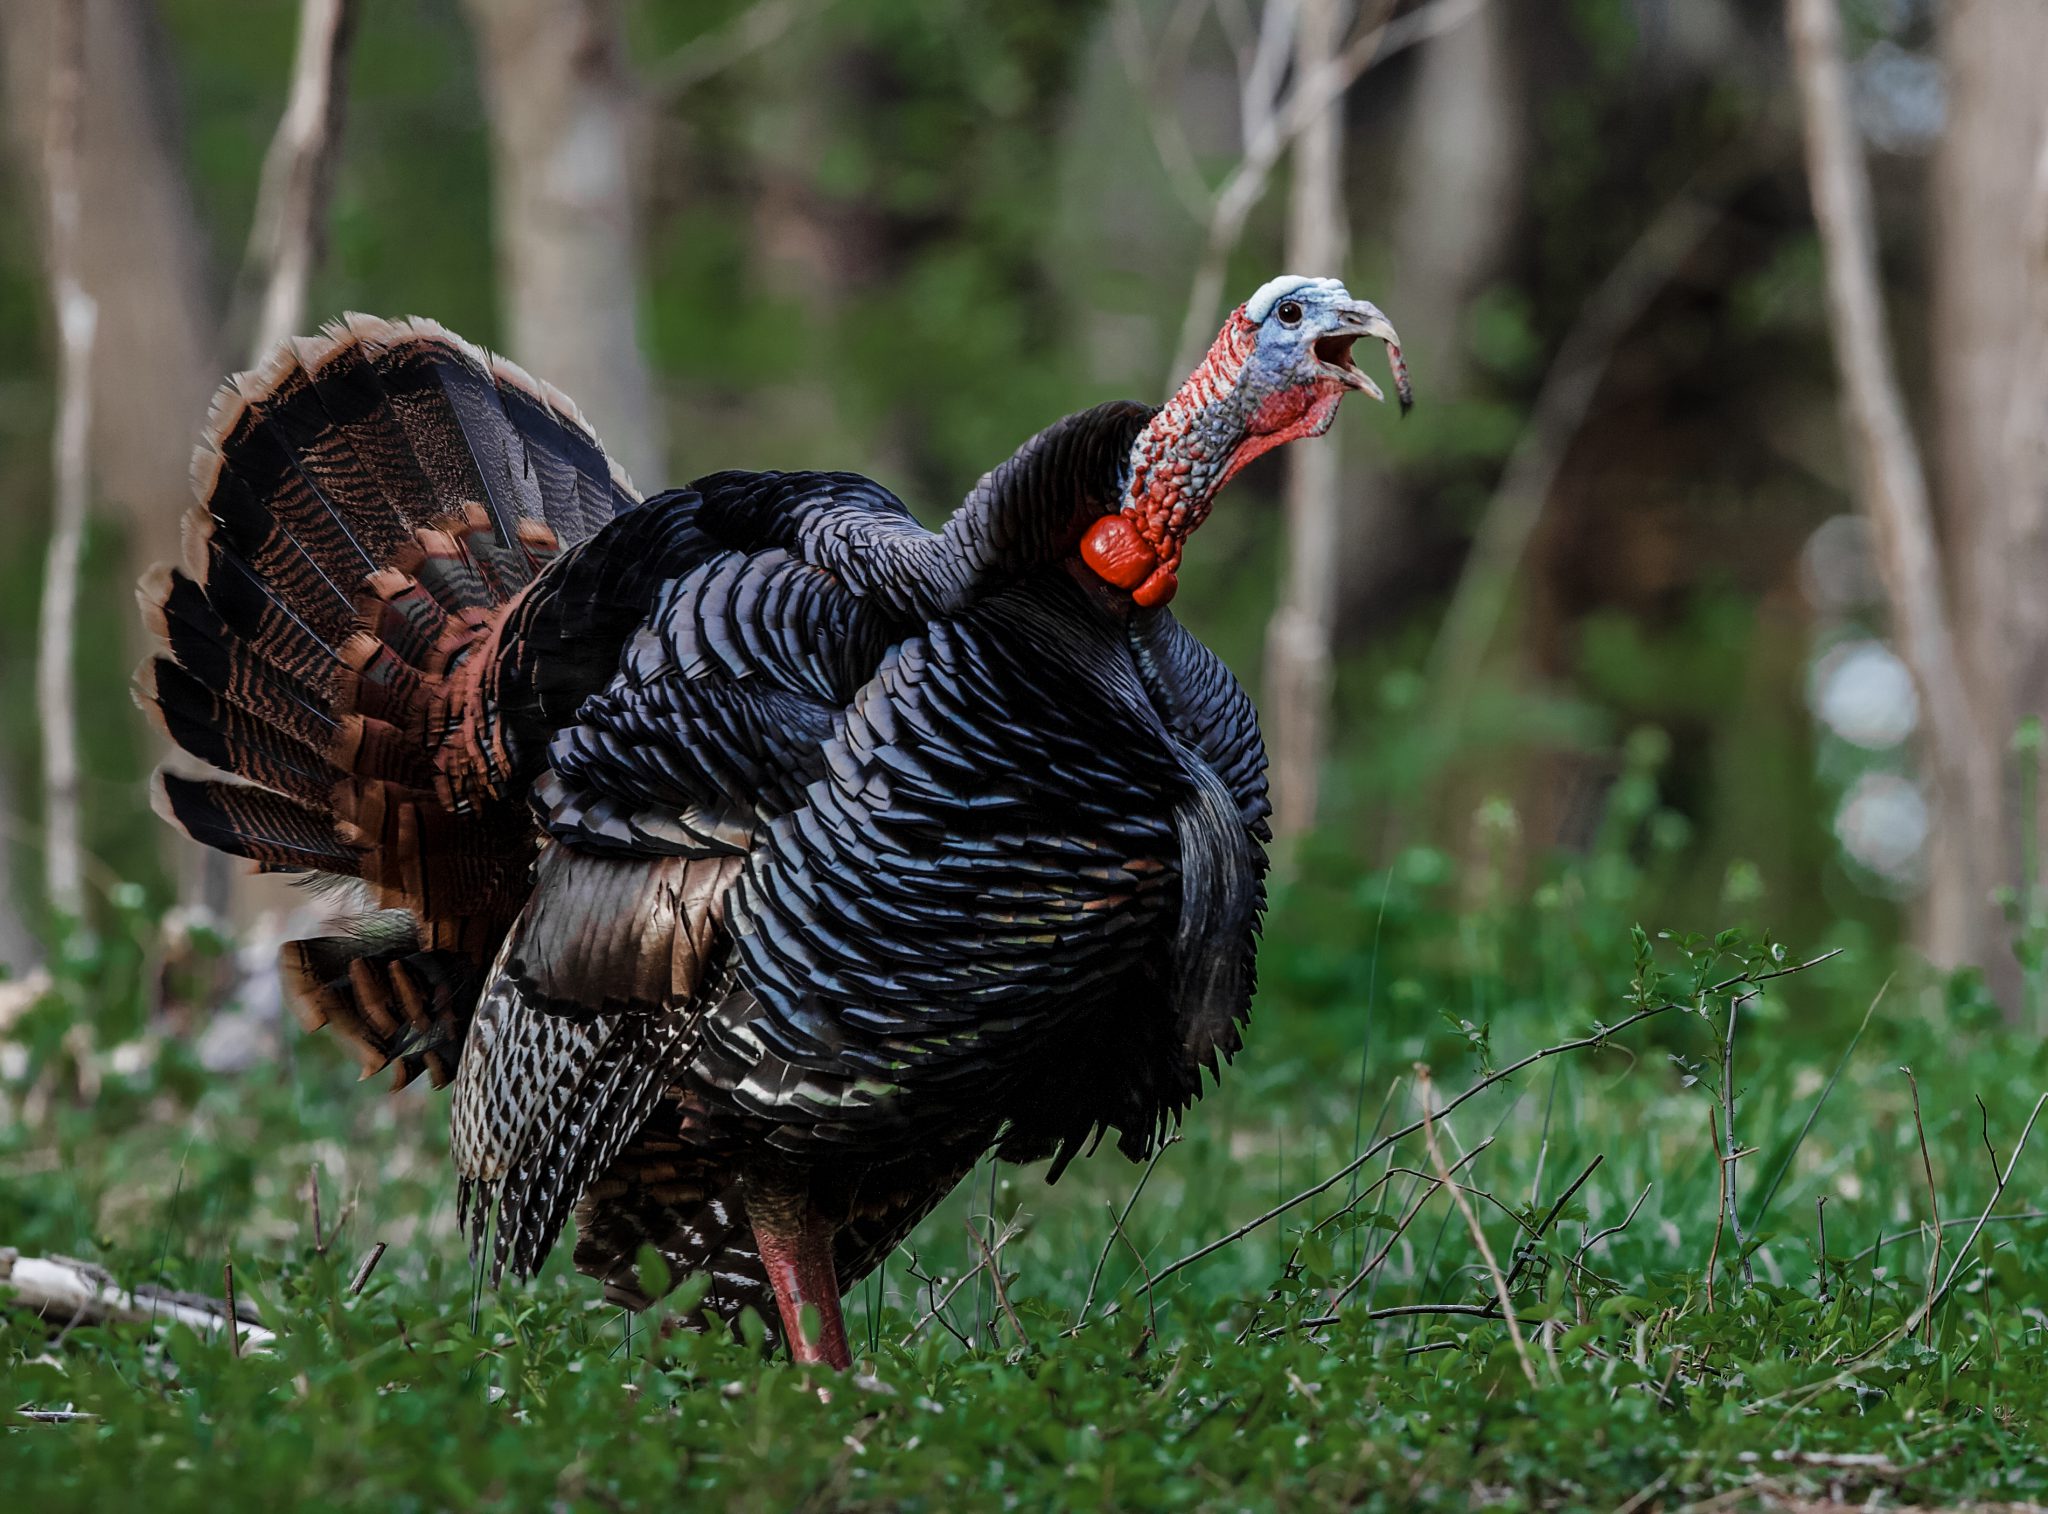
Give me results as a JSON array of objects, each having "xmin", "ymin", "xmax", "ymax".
[
  {"xmin": 462, "ymin": 0, "xmax": 662, "ymax": 489},
  {"xmin": 1263, "ymin": 0, "xmax": 1349, "ymax": 840}
]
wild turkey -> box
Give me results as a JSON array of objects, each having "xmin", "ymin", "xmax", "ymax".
[{"xmin": 138, "ymin": 276, "xmax": 1408, "ymax": 1368}]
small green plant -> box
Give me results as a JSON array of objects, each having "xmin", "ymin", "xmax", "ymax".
[{"xmin": 3, "ymin": 821, "xmax": 2045, "ymax": 1509}]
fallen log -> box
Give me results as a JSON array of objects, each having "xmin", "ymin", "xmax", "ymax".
[{"xmin": 0, "ymin": 1248, "xmax": 275, "ymax": 1352}]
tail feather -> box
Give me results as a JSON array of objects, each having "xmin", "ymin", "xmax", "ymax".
[
  {"xmin": 155, "ymin": 773, "xmax": 364, "ymax": 875},
  {"xmin": 283, "ymin": 921, "xmax": 478, "ymax": 1090},
  {"xmin": 138, "ymin": 567, "xmax": 341, "ymax": 754},
  {"xmin": 141, "ymin": 313, "xmax": 655, "ymax": 1086},
  {"xmin": 139, "ymin": 660, "xmax": 342, "ymax": 804}
]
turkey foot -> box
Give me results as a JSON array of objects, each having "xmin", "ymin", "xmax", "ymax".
[{"xmin": 748, "ymin": 1181, "xmax": 851, "ymax": 1370}]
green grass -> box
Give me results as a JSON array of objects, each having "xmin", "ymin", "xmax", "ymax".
[{"xmin": 6, "ymin": 840, "xmax": 2048, "ymax": 1510}]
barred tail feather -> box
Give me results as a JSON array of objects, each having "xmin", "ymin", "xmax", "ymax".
[{"xmin": 140, "ymin": 314, "xmax": 647, "ymax": 1085}]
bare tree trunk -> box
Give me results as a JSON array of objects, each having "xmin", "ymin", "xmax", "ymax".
[
  {"xmin": 1928, "ymin": 0, "xmax": 2048, "ymax": 991},
  {"xmin": 238, "ymin": 0, "xmax": 359, "ymax": 356},
  {"xmin": 35, "ymin": 2, "xmax": 95, "ymax": 924},
  {"xmin": 461, "ymin": 0, "xmax": 662, "ymax": 488},
  {"xmin": 0, "ymin": 0, "xmax": 225, "ymax": 578},
  {"xmin": 1386, "ymin": 0, "xmax": 1518, "ymax": 397},
  {"xmin": 1789, "ymin": 0, "xmax": 2005, "ymax": 986},
  {"xmin": 182, "ymin": 0, "xmax": 362, "ymax": 925},
  {"xmin": 1342, "ymin": 0, "xmax": 1520, "ymax": 642},
  {"xmin": 1263, "ymin": 0, "xmax": 1349, "ymax": 840}
]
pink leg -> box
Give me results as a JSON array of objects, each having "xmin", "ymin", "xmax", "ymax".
[{"xmin": 751, "ymin": 1202, "xmax": 851, "ymax": 1370}]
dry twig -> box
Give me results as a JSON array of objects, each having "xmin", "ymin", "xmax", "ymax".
[
  {"xmin": 898, "ymin": 1216, "xmax": 1026, "ymax": 1348},
  {"xmin": 348, "ymin": 1241, "xmax": 387, "ymax": 1297},
  {"xmin": 1814, "ymin": 1196, "xmax": 1831, "ymax": 1305},
  {"xmin": 222, "ymin": 1258, "xmax": 241, "ymax": 1359},
  {"xmin": 1134, "ymin": 951, "xmax": 1838, "ymax": 1299},
  {"xmin": 1074, "ymin": 1135, "xmax": 1175, "ymax": 1330},
  {"xmin": 1419, "ymin": 1064, "xmax": 1540, "ymax": 1386},
  {"xmin": 1719, "ymin": 991, "xmax": 1756, "ymax": 1290},
  {"xmin": 1901, "ymin": 1066, "xmax": 1941, "ymax": 1344},
  {"xmin": 965, "ymin": 1219, "xmax": 1032, "ymax": 1353},
  {"xmin": 1844, "ymin": 1091, "xmax": 2048, "ymax": 1365},
  {"xmin": 1705, "ymin": 1107, "xmax": 1726, "ymax": 1313},
  {"xmin": 1308, "ymin": 1140, "xmax": 1491, "ymax": 1327}
]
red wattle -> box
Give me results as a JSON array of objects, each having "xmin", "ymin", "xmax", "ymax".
[
  {"xmin": 1081, "ymin": 514, "xmax": 1157, "ymax": 591},
  {"xmin": 1132, "ymin": 567, "xmax": 1178, "ymax": 608}
]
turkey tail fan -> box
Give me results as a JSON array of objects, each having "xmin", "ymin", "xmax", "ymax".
[
  {"xmin": 138, "ymin": 314, "xmax": 650, "ymax": 1086},
  {"xmin": 280, "ymin": 913, "xmax": 480, "ymax": 1090}
]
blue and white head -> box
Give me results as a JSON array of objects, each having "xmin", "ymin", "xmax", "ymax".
[
  {"xmin": 1082, "ymin": 275, "xmax": 1410, "ymax": 609},
  {"xmin": 1238, "ymin": 274, "xmax": 1411, "ymax": 412},
  {"xmin": 1190, "ymin": 274, "xmax": 1411, "ymax": 489}
]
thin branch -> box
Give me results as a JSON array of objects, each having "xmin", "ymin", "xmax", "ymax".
[
  {"xmin": 36, "ymin": 0, "xmax": 95, "ymax": 923},
  {"xmin": 1840, "ymin": 1208, "xmax": 2048, "ymax": 1265},
  {"xmin": 1302, "ymin": 1299, "xmax": 1550, "ymax": 1330},
  {"xmin": 897, "ymin": 1216, "xmax": 1025, "ymax": 1348},
  {"xmin": 965, "ymin": 1219, "xmax": 1031, "ymax": 1353},
  {"xmin": 1238, "ymin": 0, "xmax": 1297, "ymax": 151},
  {"xmin": 1163, "ymin": 0, "xmax": 1490, "ymax": 386},
  {"xmin": 238, "ymin": 0, "xmax": 358, "ymax": 356},
  {"xmin": 1307, "ymin": 1140, "xmax": 1490, "ymax": 1327},
  {"xmin": 1705, "ymin": 1107, "xmax": 1726, "ymax": 1312},
  {"xmin": 1901, "ymin": 1066, "xmax": 1941, "ymax": 1344},
  {"xmin": 1500, "ymin": 1153, "xmax": 1603, "ymax": 1298},
  {"xmin": 1135, "ymin": 951, "xmax": 1840, "ymax": 1297},
  {"xmin": 308, "ymin": 1162, "xmax": 327, "ymax": 1255},
  {"xmin": 1419, "ymin": 1065, "xmax": 1539, "ymax": 1387},
  {"xmin": 647, "ymin": 0, "xmax": 821, "ymax": 104},
  {"xmin": 1574, "ymin": 1181, "xmax": 1652, "ymax": 1272},
  {"xmin": 900, "ymin": 1252, "xmax": 972, "ymax": 1350},
  {"xmin": 1719, "ymin": 991, "xmax": 1755, "ymax": 1290},
  {"xmin": 1845, "ymin": 1092, "xmax": 2048, "ymax": 1364},
  {"xmin": 1788, "ymin": 0, "xmax": 1997, "ymax": 868},
  {"xmin": 1814, "ymin": 1197, "xmax": 1831, "ymax": 1305},
  {"xmin": 348, "ymin": 1241, "xmax": 387, "ymax": 1297},
  {"xmin": 1114, "ymin": 1215, "xmax": 1160, "ymax": 1350},
  {"xmin": 1074, "ymin": 1135, "xmax": 1176, "ymax": 1330}
]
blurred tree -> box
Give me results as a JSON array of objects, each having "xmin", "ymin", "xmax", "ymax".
[
  {"xmin": 0, "ymin": 0, "xmax": 225, "ymax": 577},
  {"xmin": 1928, "ymin": 0, "xmax": 2048, "ymax": 998},
  {"xmin": 32, "ymin": 0, "xmax": 92, "ymax": 925},
  {"xmin": 461, "ymin": 0, "xmax": 662, "ymax": 487},
  {"xmin": 1264, "ymin": 0, "xmax": 1351, "ymax": 840}
]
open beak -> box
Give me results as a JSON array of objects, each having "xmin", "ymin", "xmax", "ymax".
[{"xmin": 1311, "ymin": 301, "xmax": 1413, "ymax": 415}]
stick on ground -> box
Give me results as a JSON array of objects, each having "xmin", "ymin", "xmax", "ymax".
[{"xmin": 0, "ymin": 1249, "xmax": 275, "ymax": 1351}]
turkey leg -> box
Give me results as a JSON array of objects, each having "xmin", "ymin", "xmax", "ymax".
[{"xmin": 748, "ymin": 1180, "xmax": 851, "ymax": 1370}]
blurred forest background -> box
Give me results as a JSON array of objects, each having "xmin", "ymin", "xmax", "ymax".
[{"xmin": 0, "ymin": 0, "xmax": 2041, "ymax": 1020}]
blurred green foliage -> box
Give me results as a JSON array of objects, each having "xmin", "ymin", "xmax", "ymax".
[{"xmin": 4, "ymin": 745, "xmax": 2044, "ymax": 1507}]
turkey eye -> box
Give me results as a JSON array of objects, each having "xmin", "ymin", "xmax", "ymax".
[{"xmin": 1276, "ymin": 299, "xmax": 1303, "ymax": 326}]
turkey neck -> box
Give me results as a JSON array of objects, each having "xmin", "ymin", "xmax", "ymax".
[{"xmin": 1080, "ymin": 315, "xmax": 1260, "ymax": 609}]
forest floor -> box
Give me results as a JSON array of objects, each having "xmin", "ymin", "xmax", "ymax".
[{"xmin": 4, "ymin": 852, "xmax": 2048, "ymax": 1512}]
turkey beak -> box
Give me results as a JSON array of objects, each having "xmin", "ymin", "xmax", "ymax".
[{"xmin": 1315, "ymin": 301, "xmax": 1413, "ymax": 415}]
